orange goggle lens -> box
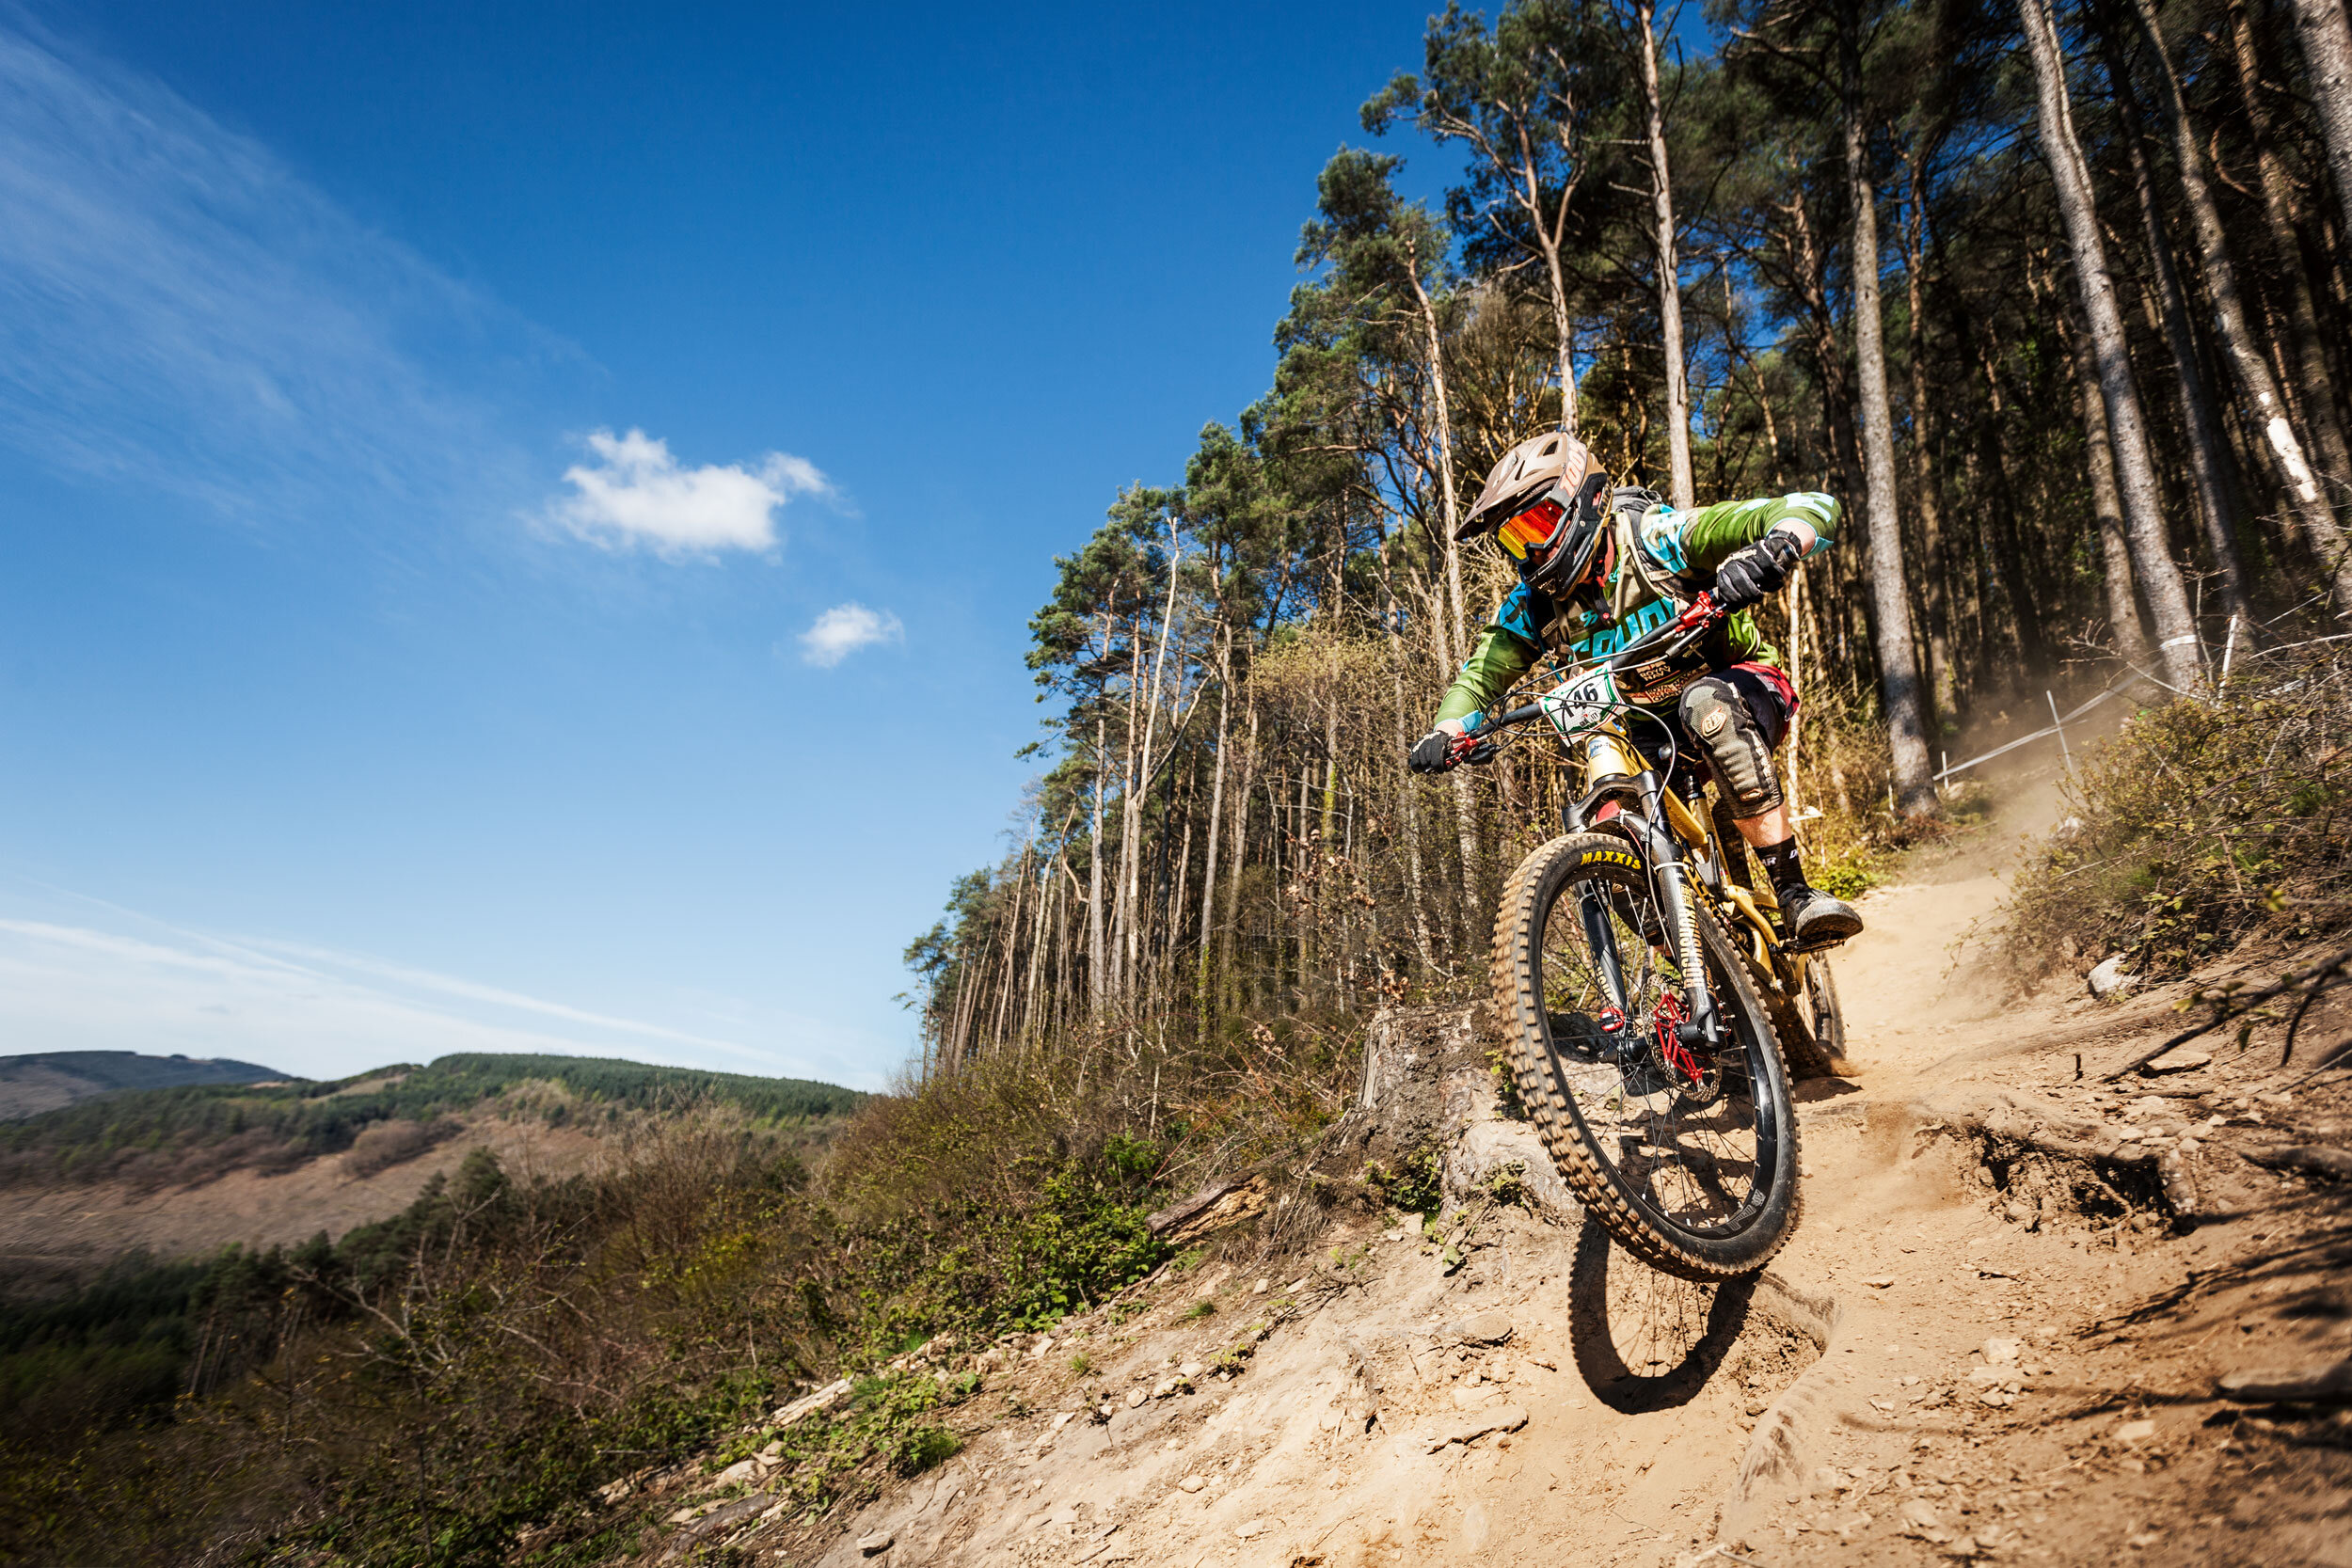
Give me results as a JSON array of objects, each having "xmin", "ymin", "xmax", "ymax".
[{"xmin": 1496, "ymin": 499, "xmax": 1566, "ymax": 560}]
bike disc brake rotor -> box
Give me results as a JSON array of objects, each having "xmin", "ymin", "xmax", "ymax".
[{"xmin": 1641, "ymin": 991, "xmax": 1724, "ymax": 1108}]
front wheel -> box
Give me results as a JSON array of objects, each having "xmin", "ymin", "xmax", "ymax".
[{"xmin": 1492, "ymin": 833, "xmax": 1802, "ymax": 1279}]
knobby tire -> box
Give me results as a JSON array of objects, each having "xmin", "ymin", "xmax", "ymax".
[{"xmin": 1493, "ymin": 832, "xmax": 1803, "ymax": 1279}]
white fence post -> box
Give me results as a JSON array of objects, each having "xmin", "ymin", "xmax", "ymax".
[{"xmin": 2046, "ymin": 689, "xmax": 2074, "ymax": 779}]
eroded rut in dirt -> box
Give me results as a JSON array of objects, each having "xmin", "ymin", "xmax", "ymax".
[{"xmin": 631, "ymin": 791, "xmax": 2352, "ymax": 1568}]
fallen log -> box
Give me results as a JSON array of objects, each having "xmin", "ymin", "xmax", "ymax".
[
  {"xmin": 2240, "ymin": 1144, "xmax": 2352, "ymax": 1181},
  {"xmin": 2218, "ymin": 1356, "xmax": 2352, "ymax": 1403}
]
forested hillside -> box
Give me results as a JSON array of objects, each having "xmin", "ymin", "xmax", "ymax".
[
  {"xmin": 903, "ymin": 0, "xmax": 2352, "ymax": 1068},
  {"xmin": 0, "ymin": 1052, "xmax": 866, "ymax": 1190},
  {"xmin": 0, "ymin": 1052, "xmax": 285, "ymax": 1120}
]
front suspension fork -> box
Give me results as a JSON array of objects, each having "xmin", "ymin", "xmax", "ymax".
[{"xmin": 1635, "ymin": 773, "xmax": 1723, "ymax": 1049}]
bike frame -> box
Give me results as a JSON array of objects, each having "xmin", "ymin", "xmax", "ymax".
[
  {"xmin": 1564, "ymin": 721, "xmax": 1817, "ymax": 1052},
  {"xmin": 1451, "ymin": 593, "xmax": 1819, "ymax": 1057}
]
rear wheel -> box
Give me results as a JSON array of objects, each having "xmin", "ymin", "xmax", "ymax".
[
  {"xmin": 1759, "ymin": 947, "xmax": 1851, "ymax": 1082},
  {"xmin": 1493, "ymin": 833, "xmax": 1802, "ymax": 1279},
  {"xmin": 1806, "ymin": 958, "xmax": 1848, "ymax": 1070}
]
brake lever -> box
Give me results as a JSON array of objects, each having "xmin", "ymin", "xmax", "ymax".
[
  {"xmin": 1675, "ymin": 589, "xmax": 1727, "ymax": 631},
  {"xmin": 1446, "ymin": 732, "xmax": 1502, "ymax": 767},
  {"xmin": 1442, "ymin": 681, "xmax": 1550, "ymax": 768}
]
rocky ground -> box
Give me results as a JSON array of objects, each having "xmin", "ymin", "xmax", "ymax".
[{"xmin": 614, "ymin": 782, "xmax": 2352, "ymax": 1567}]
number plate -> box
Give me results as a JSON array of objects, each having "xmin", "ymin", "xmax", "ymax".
[{"xmin": 1538, "ymin": 667, "xmax": 1619, "ymax": 738}]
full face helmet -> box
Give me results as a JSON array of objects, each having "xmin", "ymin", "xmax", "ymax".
[{"xmin": 1460, "ymin": 432, "xmax": 1612, "ymax": 597}]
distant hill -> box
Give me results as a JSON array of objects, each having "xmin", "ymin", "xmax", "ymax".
[
  {"xmin": 0, "ymin": 1052, "xmax": 872, "ymax": 1189},
  {"xmin": 0, "ymin": 1052, "xmax": 288, "ymax": 1121}
]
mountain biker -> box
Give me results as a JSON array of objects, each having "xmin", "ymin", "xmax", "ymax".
[{"xmin": 1407, "ymin": 431, "xmax": 1865, "ymax": 947}]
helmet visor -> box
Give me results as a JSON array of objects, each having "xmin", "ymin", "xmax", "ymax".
[{"xmin": 1495, "ymin": 499, "xmax": 1567, "ymax": 561}]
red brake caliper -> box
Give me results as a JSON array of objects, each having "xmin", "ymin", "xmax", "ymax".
[{"xmin": 1653, "ymin": 992, "xmax": 1703, "ymax": 1086}]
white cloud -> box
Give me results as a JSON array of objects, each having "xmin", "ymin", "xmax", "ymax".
[
  {"xmin": 548, "ymin": 428, "xmax": 831, "ymax": 557},
  {"xmin": 799, "ymin": 603, "xmax": 902, "ymax": 667}
]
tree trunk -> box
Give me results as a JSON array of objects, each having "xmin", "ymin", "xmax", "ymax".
[
  {"xmin": 1195, "ymin": 624, "xmax": 1231, "ymax": 1028},
  {"xmin": 1110, "ymin": 611, "xmax": 1142, "ymax": 1002},
  {"xmin": 1900, "ymin": 150, "xmax": 1955, "ymax": 725},
  {"xmin": 2018, "ymin": 0, "xmax": 2205, "ymax": 689},
  {"xmin": 2130, "ymin": 0, "xmax": 2352, "ymax": 603},
  {"xmin": 1167, "ymin": 811, "xmax": 1191, "ymax": 1008},
  {"xmin": 1217, "ymin": 692, "xmax": 1258, "ymax": 1011},
  {"xmin": 2228, "ymin": 0, "xmax": 2352, "ymax": 488},
  {"xmin": 1783, "ymin": 186, "xmax": 1865, "ymax": 519},
  {"xmin": 1499, "ymin": 130, "xmax": 1584, "ymax": 438},
  {"xmin": 1636, "ymin": 0, "xmax": 1695, "ymax": 508},
  {"xmin": 1123, "ymin": 528, "xmax": 1185, "ymax": 990},
  {"xmin": 1383, "ymin": 570, "xmax": 1438, "ymax": 971},
  {"xmin": 1967, "ymin": 331, "xmax": 2046, "ymax": 673},
  {"xmin": 2097, "ymin": 38, "xmax": 2251, "ymax": 619},
  {"xmin": 2056, "ymin": 303, "xmax": 2155, "ymax": 667},
  {"xmin": 1416, "ymin": 566, "xmax": 1483, "ymax": 942},
  {"xmin": 1753, "ymin": 364, "xmax": 1786, "ymax": 488},
  {"xmin": 991, "ymin": 845, "xmax": 1030, "ymax": 1054},
  {"xmin": 1405, "ymin": 234, "xmax": 1471, "ymax": 661},
  {"xmin": 1839, "ymin": 14, "xmax": 1939, "ymax": 817},
  {"xmin": 1088, "ymin": 715, "xmax": 1108, "ymax": 1010},
  {"xmin": 2289, "ymin": 0, "xmax": 2352, "ymax": 247},
  {"xmin": 1023, "ymin": 845, "xmax": 1059, "ymax": 1043}
]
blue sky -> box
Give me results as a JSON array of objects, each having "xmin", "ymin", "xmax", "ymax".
[{"xmin": 0, "ymin": 0, "xmax": 1472, "ymax": 1090}]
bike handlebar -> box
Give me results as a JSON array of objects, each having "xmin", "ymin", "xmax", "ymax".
[{"xmin": 1442, "ymin": 591, "xmax": 1728, "ymax": 766}]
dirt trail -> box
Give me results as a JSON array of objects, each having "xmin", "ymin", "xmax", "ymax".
[{"xmin": 643, "ymin": 784, "xmax": 2352, "ymax": 1568}]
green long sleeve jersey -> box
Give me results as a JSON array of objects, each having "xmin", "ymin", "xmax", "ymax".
[{"xmin": 1433, "ymin": 491, "xmax": 1842, "ymax": 730}]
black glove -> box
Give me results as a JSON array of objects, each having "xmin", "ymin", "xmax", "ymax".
[
  {"xmin": 1710, "ymin": 531, "xmax": 1804, "ymax": 610},
  {"xmin": 1408, "ymin": 729, "xmax": 1458, "ymax": 775}
]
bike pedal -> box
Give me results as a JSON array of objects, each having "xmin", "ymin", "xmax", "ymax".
[{"xmin": 1775, "ymin": 935, "xmax": 1851, "ymax": 956}]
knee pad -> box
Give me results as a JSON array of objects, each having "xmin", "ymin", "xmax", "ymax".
[{"xmin": 1681, "ymin": 677, "xmax": 1783, "ymax": 818}]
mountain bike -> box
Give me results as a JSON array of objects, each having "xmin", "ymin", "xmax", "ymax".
[{"xmin": 1447, "ymin": 592, "xmax": 1848, "ymax": 1279}]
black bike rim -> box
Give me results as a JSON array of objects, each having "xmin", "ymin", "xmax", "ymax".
[{"xmin": 1535, "ymin": 868, "xmax": 1785, "ymax": 1245}]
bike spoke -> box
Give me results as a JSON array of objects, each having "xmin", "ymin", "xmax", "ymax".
[{"xmin": 1541, "ymin": 870, "xmax": 1772, "ymax": 1239}]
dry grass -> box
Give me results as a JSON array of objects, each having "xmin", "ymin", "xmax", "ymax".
[{"xmin": 2002, "ymin": 640, "xmax": 2352, "ymax": 982}]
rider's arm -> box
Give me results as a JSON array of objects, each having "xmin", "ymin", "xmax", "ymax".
[
  {"xmin": 1433, "ymin": 585, "xmax": 1543, "ymax": 730},
  {"xmin": 1661, "ymin": 492, "xmax": 1842, "ymax": 573}
]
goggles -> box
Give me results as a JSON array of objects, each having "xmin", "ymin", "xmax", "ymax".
[{"xmin": 1495, "ymin": 497, "xmax": 1568, "ymax": 561}]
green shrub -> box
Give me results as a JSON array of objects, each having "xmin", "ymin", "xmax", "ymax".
[
  {"xmin": 892, "ymin": 1425, "xmax": 961, "ymax": 1476},
  {"xmin": 1102, "ymin": 1132, "xmax": 1161, "ymax": 1184},
  {"xmin": 2003, "ymin": 644, "xmax": 2352, "ymax": 981},
  {"xmin": 1366, "ymin": 1144, "xmax": 1442, "ymax": 1216},
  {"xmin": 1807, "ymin": 839, "xmax": 1884, "ymax": 900}
]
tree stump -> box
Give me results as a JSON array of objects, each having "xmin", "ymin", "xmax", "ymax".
[{"xmin": 1321, "ymin": 1005, "xmax": 1580, "ymax": 1225}]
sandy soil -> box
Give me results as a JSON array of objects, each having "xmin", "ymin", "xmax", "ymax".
[
  {"xmin": 613, "ymin": 777, "xmax": 2352, "ymax": 1567},
  {"xmin": 0, "ymin": 1116, "xmax": 607, "ymax": 1290}
]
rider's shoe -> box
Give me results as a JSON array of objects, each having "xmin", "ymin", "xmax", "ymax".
[{"xmin": 1778, "ymin": 884, "xmax": 1864, "ymax": 945}]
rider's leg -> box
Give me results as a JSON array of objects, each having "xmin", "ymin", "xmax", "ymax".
[
  {"xmin": 1732, "ymin": 800, "xmax": 1790, "ymax": 848},
  {"xmin": 1679, "ymin": 671, "xmax": 1864, "ymax": 943}
]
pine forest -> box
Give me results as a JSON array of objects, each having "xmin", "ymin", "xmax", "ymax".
[{"xmin": 901, "ymin": 0, "xmax": 2352, "ymax": 1079}]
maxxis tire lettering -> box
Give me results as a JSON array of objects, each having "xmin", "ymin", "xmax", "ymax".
[{"xmin": 1490, "ymin": 832, "xmax": 1802, "ymax": 1280}]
